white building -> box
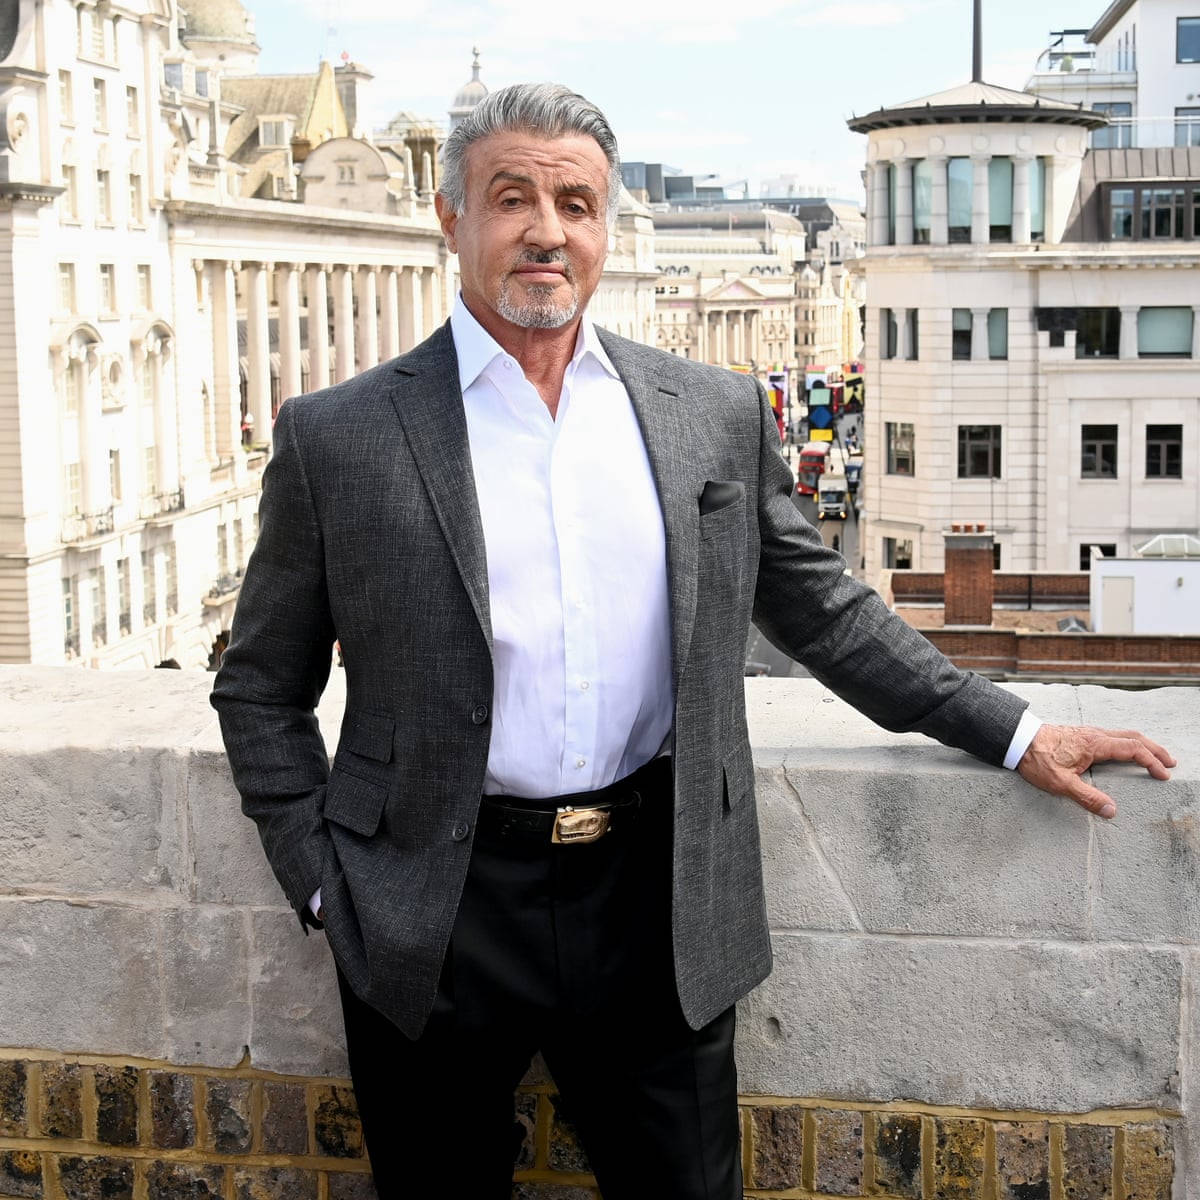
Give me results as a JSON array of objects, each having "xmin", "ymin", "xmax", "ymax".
[{"xmin": 849, "ymin": 7, "xmax": 1200, "ymax": 583}]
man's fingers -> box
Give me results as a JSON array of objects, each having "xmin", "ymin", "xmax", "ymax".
[
  {"xmin": 1061, "ymin": 773, "xmax": 1117, "ymax": 819},
  {"xmin": 1090, "ymin": 734, "xmax": 1173, "ymax": 779}
]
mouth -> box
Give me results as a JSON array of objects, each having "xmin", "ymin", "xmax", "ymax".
[{"xmin": 512, "ymin": 265, "xmax": 568, "ymax": 284}]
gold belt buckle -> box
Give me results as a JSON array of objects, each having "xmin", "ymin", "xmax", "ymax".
[{"xmin": 552, "ymin": 805, "xmax": 610, "ymax": 844}]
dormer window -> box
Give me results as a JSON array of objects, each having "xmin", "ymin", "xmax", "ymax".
[
  {"xmin": 337, "ymin": 163, "xmax": 357, "ymax": 184},
  {"xmin": 259, "ymin": 118, "xmax": 291, "ymax": 148}
]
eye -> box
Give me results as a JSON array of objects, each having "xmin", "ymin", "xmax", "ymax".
[{"xmin": 561, "ymin": 199, "xmax": 589, "ymax": 216}]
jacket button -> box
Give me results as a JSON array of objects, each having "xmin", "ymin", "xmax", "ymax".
[
  {"xmin": 471, "ymin": 703, "xmax": 489, "ymax": 725},
  {"xmin": 451, "ymin": 820, "xmax": 470, "ymax": 841}
]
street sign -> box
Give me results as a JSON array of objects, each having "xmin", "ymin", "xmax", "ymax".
[{"xmin": 810, "ymin": 428, "xmax": 834, "ymax": 442}]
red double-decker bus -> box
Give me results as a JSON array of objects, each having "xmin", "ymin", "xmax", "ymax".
[{"xmin": 795, "ymin": 441, "xmax": 831, "ymax": 496}]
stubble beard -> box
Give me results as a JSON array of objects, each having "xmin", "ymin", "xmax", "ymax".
[{"xmin": 496, "ymin": 252, "xmax": 579, "ymax": 329}]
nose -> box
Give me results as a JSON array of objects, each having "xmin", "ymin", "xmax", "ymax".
[{"xmin": 524, "ymin": 196, "xmax": 566, "ymax": 250}]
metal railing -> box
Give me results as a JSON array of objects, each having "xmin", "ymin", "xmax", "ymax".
[
  {"xmin": 1091, "ymin": 116, "xmax": 1200, "ymax": 150},
  {"xmin": 61, "ymin": 508, "xmax": 114, "ymax": 543}
]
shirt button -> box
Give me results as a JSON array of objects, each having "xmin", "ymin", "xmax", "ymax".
[
  {"xmin": 579, "ymin": 680, "xmax": 590, "ymax": 691},
  {"xmin": 451, "ymin": 820, "xmax": 470, "ymax": 841},
  {"xmin": 575, "ymin": 757, "xmax": 586, "ymax": 769},
  {"xmin": 471, "ymin": 703, "xmax": 489, "ymax": 725}
]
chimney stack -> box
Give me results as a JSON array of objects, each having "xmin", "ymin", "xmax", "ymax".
[{"xmin": 944, "ymin": 524, "xmax": 994, "ymax": 625}]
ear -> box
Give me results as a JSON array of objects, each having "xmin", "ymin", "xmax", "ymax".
[{"xmin": 435, "ymin": 193, "xmax": 458, "ymax": 255}]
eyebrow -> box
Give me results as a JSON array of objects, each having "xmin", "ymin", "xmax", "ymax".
[{"xmin": 487, "ymin": 171, "xmax": 600, "ymax": 203}]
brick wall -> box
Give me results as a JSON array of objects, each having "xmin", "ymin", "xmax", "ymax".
[
  {"xmin": 0, "ymin": 1053, "xmax": 1176, "ymax": 1199},
  {"xmin": 942, "ymin": 533, "xmax": 995, "ymax": 626},
  {"xmin": 890, "ymin": 572, "xmax": 1091, "ymax": 607}
]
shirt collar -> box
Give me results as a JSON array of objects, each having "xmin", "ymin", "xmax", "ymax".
[{"xmin": 450, "ymin": 294, "xmax": 620, "ymax": 393}]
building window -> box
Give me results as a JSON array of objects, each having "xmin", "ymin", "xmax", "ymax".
[
  {"xmin": 885, "ymin": 422, "xmax": 914, "ymax": 475},
  {"xmin": 117, "ymin": 557, "xmax": 131, "ymax": 635},
  {"xmin": 886, "ymin": 163, "xmax": 896, "ymax": 245},
  {"xmin": 1111, "ymin": 187, "xmax": 1134, "ymax": 238},
  {"xmin": 164, "ymin": 543, "xmax": 178, "ymax": 615},
  {"xmin": 905, "ymin": 309, "xmax": 919, "ymax": 360},
  {"xmin": 125, "ymin": 85, "xmax": 139, "ymax": 135},
  {"xmin": 195, "ymin": 69, "xmax": 209, "ymax": 98},
  {"xmin": 58, "ymin": 263, "xmax": 76, "ymax": 311},
  {"xmin": 1079, "ymin": 543, "xmax": 1117, "ymax": 571},
  {"xmin": 92, "ymin": 78, "xmax": 107, "ymax": 129},
  {"xmin": 98, "ymin": 263, "xmax": 115, "ymax": 311},
  {"xmin": 912, "ymin": 159, "xmax": 932, "ymax": 244},
  {"xmin": 143, "ymin": 444, "xmax": 157, "ymax": 496},
  {"xmin": 63, "ymin": 578, "xmax": 79, "ymax": 658},
  {"xmin": 1091, "ymin": 102, "xmax": 1133, "ymax": 149},
  {"xmin": 59, "ymin": 70, "xmax": 74, "ymax": 122},
  {"xmin": 109, "ymin": 448, "xmax": 122, "ymax": 502},
  {"xmin": 97, "ymin": 169, "xmax": 112, "ymax": 221},
  {"xmin": 988, "ymin": 308, "xmax": 1008, "ymax": 360},
  {"xmin": 64, "ymin": 462, "xmax": 82, "ymax": 514},
  {"xmin": 1178, "ymin": 16, "xmax": 1200, "ymax": 62},
  {"xmin": 1076, "ymin": 308, "xmax": 1121, "ymax": 358},
  {"xmin": 61, "ymin": 164, "xmax": 79, "ymax": 220},
  {"xmin": 217, "ymin": 523, "xmax": 229, "ymax": 576},
  {"xmin": 337, "ymin": 163, "xmax": 356, "ymax": 183},
  {"xmin": 988, "ymin": 156, "xmax": 1013, "ymax": 242},
  {"xmin": 1141, "ymin": 188, "xmax": 1187, "ymax": 237},
  {"xmin": 141, "ymin": 549, "xmax": 156, "ymax": 624},
  {"xmin": 234, "ymin": 518, "xmax": 245, "ymax": 569},
  {"xmin": 1146, "ymin": 424, "xmax": 1183, "ymax": 478},
  {"xmin": 952, "ymin": 309, "xmax": 972, "ymax": 360},
  {"xmin": 1081, "ymin": 424, "xmax": 1118, "ymax": 478},
  {"xmin": 881, "ymin": 308, "xmax": 897, "ymax": 359},
  {"xmin": 1176, "ymin": 107, "xmax": 1200, "ymax": 147},
  {"xmin": 163, "ymin": 61, "xmax": 183, "ymax": 91},
  {"xmin": 992, "ymin": 544, "xmax": 1002, "ymax": 571},
  {"xmin": 91, "ymin": 566, "xmax": 107, "ymax": 647},
  {"xmin": 259, "ymin": 119, "xmax": 287, "ymax": 147},
  {"xmin": 1138, "ymin": 306, "xmax": 1193, "ymax": 357},
  {"xmin": 1030, "ymin": 157, "xmax": 1047, "ymax": 241},
  {"xmin": 947, "ymin": 157, "xmax": 972, "ymax": 242},
  {"xmin": 957, "ymin": 425, "xmax": 1002, "ymax": 478},
  {"xmin": 1106, "ymin": 183, "xmax": 1199, "ymax": 240},
  {"xmin": 136, "ymin": 264, "xmax": 151, "ymax": 309},
  {"xmin": 882, "ymin": 537, "xmax": 913, "ymax": 570},
  {"xmin": 128, "ymin": 173, "xmax": 143, "ymax": 223}
]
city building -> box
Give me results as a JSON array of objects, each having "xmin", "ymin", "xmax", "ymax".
[{"xmin": 848, "ymin": 0, "xmax": 1200, "ymax": 584}]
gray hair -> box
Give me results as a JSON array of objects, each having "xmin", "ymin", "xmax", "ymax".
[{"xmin": 440, "ymin": 83, "xmax": 622, "ymax": 223}]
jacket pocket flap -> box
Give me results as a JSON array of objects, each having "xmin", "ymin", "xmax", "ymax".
[
  {"xmin": 338, "ymin": 711, "xmax": 396, "ymax": 763},
  {"xmin": 323, "ymin": 768, "xmax": 388, "ymax": 837},
  {"xmin": 722, "ymin": 741, "xmax": 755, "ymax": 810}
]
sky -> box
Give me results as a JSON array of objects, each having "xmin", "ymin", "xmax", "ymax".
[{"xmin": 247, "ymin": 0, "xmax": 1108, "ymax": 201}]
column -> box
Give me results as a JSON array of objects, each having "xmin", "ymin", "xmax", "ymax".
[
  {"xmin": 276, "ymin": 263, "xmax": 303, "ymax": 401},
  {"xmin": 151, "ymin": 341, "xmax": 172, "ymax": 491},
  {"xmin": 898, "ymin": 307, "xmax": 912, "ymax": 361},
  {"xmin": 719, "ymin": 311, "xmax": 728, "ymax": 365},
  {"xmin": 380, "ymin": 266, "xmax": 400, "ymax": 360},
  {"xmin": 894, "ymin": 158, "xmax": 913, "ymax": 246},
  {"xmin": 1193, "ymin": 305, "xmax": 1200, "ymax": 360},
  {"xmin": 207, "ymin": 259, "xmax": 239, "ymax": 459},
  {"xmin": 355, "ymin": 266, "xmax": 379, "ymax": 370},
  {"xmin": 332, "ymin": 265, "xmax": 356, "ymax": 382},
  {"xmin": 1044, "ymin": 156, "xmax": 1068, "ymax": 245},
  {"xmin": 398, "ymin": 265, "xmax": 422, "ymax": 352},
  {"xmin": 1119, "ymin": 305, "xmax": 1139, "ymax": 360},
  {"xmin": 306, "ymin": 265, "xmax": 330, "ymax": 390},
  {"xmin": 697, "ymin": 310, "xmax": 708, "ymax": 363},
  {"xmin": 971, "ymin": 306, "xmax": 990, "ymax": 361},
  {"xmin": 244, "ymin": 261, "xmax": 272, "ymax": 443},
  {"xmin": 420, "ymin": 267, "xmax": 436, "ymax": 338},
  {"xmin": 929, "ymin": 155, "xmax": 949, "ymax": 245},
  {"xmin": 1012, "ymin": 155, "xmax": 1033, "ymax": 244},
  {"xmin": 870, "ymin": 161, "xmax": 889, "ymax": 246},
  {"xmin": 736, "ymin": 311, "xmax": 746, "ymax": 363},
  {"xmin": 971, "ymin": 155, "xmax": 991, "ymax": 245}
]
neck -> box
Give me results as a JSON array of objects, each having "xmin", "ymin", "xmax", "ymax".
[{"xmin": 464, "ymin": 296, "xmax": 582, "ymax": 418}]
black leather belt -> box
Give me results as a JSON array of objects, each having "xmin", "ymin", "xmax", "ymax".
[{"xmin": 478, "ymin": 756, "xmax": 670, "ymax": 844}]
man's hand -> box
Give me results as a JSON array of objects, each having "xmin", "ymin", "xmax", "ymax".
[{"xmin": 1017, "ymin": 724, "xmax": 1176, "ymax": 819}]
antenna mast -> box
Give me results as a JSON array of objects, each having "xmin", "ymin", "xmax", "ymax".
[{"xmin": 972, "ymin": 0, "xmax": 983, "ymax": 82}]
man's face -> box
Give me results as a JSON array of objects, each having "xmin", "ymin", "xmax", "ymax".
[{"xmin": 437, "ymin": 130, "xmax": 611, "ymax": 331}]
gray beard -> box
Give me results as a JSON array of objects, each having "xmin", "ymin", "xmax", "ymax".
[{"xmin": 496, "ymin": 280, "xmax": 579, "ymax": 329}]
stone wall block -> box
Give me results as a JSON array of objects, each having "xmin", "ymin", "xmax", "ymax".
[
  {"xmin": 40, "ymin": 1062, "xmax": 83, "ymax": 1139},
  {"xmin": 1061, "ymin": 1125, "xmax": 1114, "ymax": 1200},
  {"xmin": 782, "ymin": 764, "xmax": 1091, "ymax": 939},
  {"xmin": 748, "ymin": 1104, "xmax": 803, "ymax": 1189},
  {"xmin": 203, "ymin": 1078, "xmax": 252, "ymax": 1155},
  {"xmin": 313, "ymin": 1086, "xmax": 363, "ymax": 1159},
  {"xmin": 995, "ymin": 1121, "xmax": 1049, "ymax": 1200},
  {"xmin": 261, "ymin": 1081, "xmax": 308, "ymax": 1155},
  {"xmin": 934, "ymin": 1117, "xmax": 986, "ymax": 1200},
  {"xmin": 513, "ymin": 1091, "xmax": 538, "ymax": 1171},
  {"xmin": 0, "ymin": 1059, "xmax": 28, "ymax": 1136},
  {"xmin": 247, "ymin": 909, "xmax": 346, "ymax": 1077},
  {"xmin": 55, "ymin": 1155, "xmax": 134, "ymax": 1200},
  {"xmin": 149, "ymin": 1072, "xmax": 195, "ymax": 1150},
  {"xmin": 146, "ymin": 1160, "xmax": 225, "ymax": 1199},
  {"xmin": 738, "ymin": 937, "xmax": 1182, "ymax": 1110},
  {"xmin": 813, "ymin": 1107, "xmax": 864, "ymax": 1195},
  {"xmin": 1122, "ymin": 1123, "xmax": 1174, "ymax": 1200},
  {"xmin": 325, "ymin": 1173, "xmax": 378, "ymax": 1200},
  {"xmin": 871, "ymin": 1112, "xmax": 921, "ymax": 1197},
  {"xmin": 0, "ymin": 902, "xmax": 163, "ymax": 1059},
  {"xmin": 546, "ymin": 1092, "xmax": 590, "ymax": 1174},
  {"xmin": 161, "ymin": 907, "xmax": 251, "ymax": 1067},
  {"xmin": 94, "ymin": 1064, "xmax": 138, "ymax": 1147},
  {"xmin": 0, "ymin": 1149, "xmax": 42, "ymax": 1198},
  {"xmin": 233, "ymin": 1166, "xmax": 318, "ymax": 1200}
]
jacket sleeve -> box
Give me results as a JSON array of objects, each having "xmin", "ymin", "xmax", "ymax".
[
  {"xmin": 748, "ymin": 382, "xmax": 1027, "ymax": 766},
  {"xmin": 210, "ymin": 399, "xmax": 336, "ymax": 924}
]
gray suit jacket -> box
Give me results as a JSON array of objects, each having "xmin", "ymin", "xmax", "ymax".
[{"xmin": 211, "ymin": 323, "xmax": 1027, "ymax": 1038}]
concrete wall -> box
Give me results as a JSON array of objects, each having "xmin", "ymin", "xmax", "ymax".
[
  {"xmin": 1091, "ymin": 555, "xmax": 1200, "ymax": 634},
  {"xmin": 0, "ymin": 667, "xmax": 1195, "ymax": 1192}
]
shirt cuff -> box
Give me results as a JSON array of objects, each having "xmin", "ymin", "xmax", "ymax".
[
  {"xmin": 1003, "ymin": 710, "xmax": 1044, "ymax": 770},
  {"xmin": 309, "ymin": 887, "xmax": 322, "ymax": 919}
]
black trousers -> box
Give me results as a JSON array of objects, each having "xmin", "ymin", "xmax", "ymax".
[{"xmin": 337, "ymin": 759, "xmax": 742, "ymax": 1199}]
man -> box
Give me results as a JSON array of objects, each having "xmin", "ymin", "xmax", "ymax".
[{"xmin": 212, "ymin": 84, "xmax": 1174, "ymax": 1199}]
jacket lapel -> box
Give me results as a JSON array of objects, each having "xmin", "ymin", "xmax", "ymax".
[
  {"xmin": 386, "ymin": 324, "xmax": 493, "ymax": 655},
  {"xmin": 598, "ymin": 330, "xmax": 698, "ymax": 691}
]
